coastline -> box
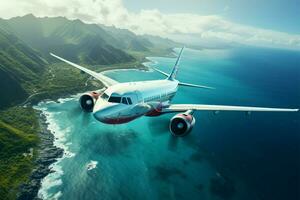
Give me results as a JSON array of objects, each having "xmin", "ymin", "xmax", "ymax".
[
  {"xmin": 15, "ymin": 54, "xmax": 170, "ymax": 199},
  {"xmin": 17, "ymin": 111, "xmax": 63, "ymax": 200},
  {"xmin": 15, "ymin": 68, "xmax": 146, "ymax": 200}
]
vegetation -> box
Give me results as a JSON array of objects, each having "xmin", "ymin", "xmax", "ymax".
[
  {"xmin": 0, "ymin": 26, "xmax": 47, "ymax": 108},
  {"xmin": 0, "ymin": 14, "xmax": 178, "ymax": 199},
  {"xmin": 0, "ymin": 107, "xmax": 39, "ymax": 200}
]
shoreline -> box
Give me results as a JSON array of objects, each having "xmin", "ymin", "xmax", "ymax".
[
  {"xmin": 22, "ymin": 64, "xmax": 149, "ymax": 107},
  {"xmin": 15, "ymin": 56, "xmax": 165, "ymax": 199},
  {"xmin": 17, "ymin": 111, "xmax": 64, "ymax": 200},
  {"xmin": 16, "ymin": 67, "xmax": 148, "ymax": 199}
]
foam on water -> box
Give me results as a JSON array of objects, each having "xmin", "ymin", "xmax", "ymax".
[
  {"xmin": 33, "ymin": 47, "xmax": 300, "ymax": 200},
  {"xmin": 35, "ymin": 99, "xmax": 77, "ymax": 199},
  {"xmin": 86, "ymin": 160, "xmax": 98, "ymax": 171}
]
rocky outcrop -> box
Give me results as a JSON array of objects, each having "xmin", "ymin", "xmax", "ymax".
[{"xmin": 17, "ymin": 113, "xmax": 63, "ymax": 200}]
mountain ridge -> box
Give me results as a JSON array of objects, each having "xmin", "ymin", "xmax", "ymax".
[
  {"xmin": 3, "ymin": 14, "xmax": 179, "ymax": 64},
  {"xmin": 0, "ymin": 25, "xmax": 47, "ymax": 108}
]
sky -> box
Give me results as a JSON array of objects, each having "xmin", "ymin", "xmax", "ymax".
[
  {"xmin": 124, "ymin": 0, "xmax": 300, "ymax": 34},
  {"xmin": 0, "ymin": 0, "xmax": 299, "ymax": 50}
]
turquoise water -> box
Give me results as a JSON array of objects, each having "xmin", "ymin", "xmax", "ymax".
[{"xmin": 36, "ymin": 47, "xmax": 300, "ymax": 200}]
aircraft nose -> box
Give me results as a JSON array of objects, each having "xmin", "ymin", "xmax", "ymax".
[
  {"xmin": 93, "ymin": 106, "xmax": 110, "ymax": 122},
  {"xmin": 92, "ymin": 100, "xmax": 120, "ymax": 123}
]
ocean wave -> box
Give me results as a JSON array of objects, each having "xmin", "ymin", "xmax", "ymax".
[
  {"xmin": 86, "ymin": 160, "xmax": 98, "ymax": 171},
  {"xmin": 56, "ymin": 93, "xmax": 82, "ymax": 103},
  {"xmin": 38, "ymin": 157, "xmax": 64, "ymax": 199},
  {"xmin": 52, "ymin": 191, "xmax": 63, "ymax": 200},
  {"xmin": 35, "ymin": 103, "xmax": 76, "ymax": 199}
]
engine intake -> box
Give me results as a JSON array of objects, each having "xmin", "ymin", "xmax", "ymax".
[
  {"xmin": 169, "ymin": 111, "xmax": 195, "ymax": 137},
  {"xmin": 79, "ymin": 92, "xmax": 99, "ymax": 112}
]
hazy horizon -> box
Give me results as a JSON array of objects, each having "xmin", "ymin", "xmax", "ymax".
[{"xmin": 0, "ymin": 0, "xmax": 299, "ymax": 50}]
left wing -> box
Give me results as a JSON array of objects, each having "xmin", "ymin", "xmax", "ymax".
[
  {"xmin": 50, "ymin": 53, "xmax": 118, "ymax": 87},
  {"xmin": 163, "ymin": 104, "xmax": 298, "ymax": 112}
]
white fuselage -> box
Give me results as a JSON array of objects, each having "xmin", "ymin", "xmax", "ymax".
[
  {"xmin": 50, "ymin": 51, "xmax": 298, "ymax": 133},
  {"xmin": 93, "ymin": 79, "xmax": 178, "ymax": 124}
]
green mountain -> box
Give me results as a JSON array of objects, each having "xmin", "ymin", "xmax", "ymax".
[
  {"xmin": 0, "ymin": 26, "xmax": 47, "ymax": 108},
  {"xmin": 0, "ymin": 107, "xmax": 39, "ymax": 200},
  {"xmin": 4, "ymin": 14, "xmax": 135, "ymax": 64},
  {"xmin": 0, "ymin": 67, "xmax": 27, "ymax": 108},
  {"xmin": 99, "ymin": 25, "xmax": 181, "ymax": 53},
  {"xmin": 0, "ymin": 14, "xmax": 179, "ymax": 200},
  {"xmin": 99, "ymin": 25, "xmax": 151, "ymax": 51},
  {"xmin": 0, "ymin": 14, "xmax": 179, "ymax": 108},
  {"xmin": 141, "ymin": 34, "xmax": 179, "ymax": 49},
  {"xmin": 4, "ymin": 14, "xmax": 178, "ymax": 63}
]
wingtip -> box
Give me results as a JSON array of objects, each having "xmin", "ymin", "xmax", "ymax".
[
  {"xmin": 202, "ymin": 85, "xmax": 215, "ymax": 90},
  {"xmin": 287, "ymin": 108, "xmax": 299, "ymax": 112}
]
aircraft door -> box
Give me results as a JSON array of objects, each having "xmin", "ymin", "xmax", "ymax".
[
  {"xmin": 134, "ymin": 90, "xmax": 143, "ymax": 103},
  {"xmin": 131, "ymin": 91, "xmax": 149, "ymax": 116}
]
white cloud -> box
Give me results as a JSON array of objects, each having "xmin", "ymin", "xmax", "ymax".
[{"xmin": 0, "ymin": 0, "xmax": 299, "ymax": 50}]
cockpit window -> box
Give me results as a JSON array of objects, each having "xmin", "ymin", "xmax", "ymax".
[
  {"xmin": 127, "ymin": 97, "xmax": 132, "ymax": 105},
  {"xmin": 107, "ymin": 95, "xmax": 132, "ymax": 104},
  {"xmin": 108, "ymin": 96, "xmax": 121, "ymax": 103},
  {"xmin": 101, "ymin": 93, "xmax": 109, "ymax": 100},
  {"xmin": 122, "ymin": 97, "xmax": 128, "ymax": 105}
]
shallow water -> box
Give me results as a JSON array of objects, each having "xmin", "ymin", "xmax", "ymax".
[{"xmin": 36, "ymin": 47, "xmax": 300, "ymax": 200}]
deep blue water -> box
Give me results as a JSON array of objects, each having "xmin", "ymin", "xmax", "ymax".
[{"xmin": 36, "ymin": 47, "xmax": 300, "ymax": 200}]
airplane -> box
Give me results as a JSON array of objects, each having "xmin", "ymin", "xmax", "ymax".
[{"xmin": 50, "ymin": 47, "xmax": 298, "ymax": 137}]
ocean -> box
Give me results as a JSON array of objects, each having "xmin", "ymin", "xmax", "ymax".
[{"xmin": 35, "ymin": 47, "xmax": 300, "ymax": 200}]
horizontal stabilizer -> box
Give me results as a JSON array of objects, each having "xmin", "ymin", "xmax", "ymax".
[
  {"xmin": 151, "ymin": 67, "xmax": 169, "ymax": 77},
  {"xmin": 179, "ymin": 82, "xmax": 215, "ymax": 89}
]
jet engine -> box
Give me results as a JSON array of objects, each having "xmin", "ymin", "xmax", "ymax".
[
  {"xmin": 169, "ymin": 110, "xmax": 195, "ymax": 137},
  {"xmin": 79, "ymin": 91, "xmax": 100, "ymax": 112}
]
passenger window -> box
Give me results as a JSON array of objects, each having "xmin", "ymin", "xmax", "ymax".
[
  {"xmin": 108, "ymin": 96, "xmax": 121, "ymax": 103},
  {"xmin": 122, "ymin": 97, "xmax": 128, "ymax": 105},
  {"xmin": 127, "ymin": 97, "xmax": 132, "ymax": 105}
]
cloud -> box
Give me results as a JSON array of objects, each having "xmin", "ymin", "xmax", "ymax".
[
  {"xmin": 223, "ymin": 5, "xmax": 230, "ymax": 12},
  {"xmin": 0, "ymin": 0, "xmax": 299, "ymax": 50}
]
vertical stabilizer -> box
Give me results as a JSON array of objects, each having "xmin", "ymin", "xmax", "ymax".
[{"xmin": 168, "ymin": 47, "xmax": 184, "ymax": 80}]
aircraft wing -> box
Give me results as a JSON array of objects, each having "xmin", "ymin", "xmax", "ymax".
[
  {"xmin": 50, "ymin": 53, "xmax": 119, "ymax": 87},
  {"xmin": 163, "ymin": 104, "xmax": 298, "ymax": 112},
  {"xmin": 151, "ymin": 67, "xmax": 169, "ymax": 77}
]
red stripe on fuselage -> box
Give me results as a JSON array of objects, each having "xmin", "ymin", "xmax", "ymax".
[
  {"xmin": 100, "ymin": 115, "xmax": 140, "ymax": 124},
  {"xmin": 145, "ymin": 103, "xmax": 163, "ymax": 117}
]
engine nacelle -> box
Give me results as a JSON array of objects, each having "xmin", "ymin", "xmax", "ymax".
[
  {"xmin": 79, "ymin": 91, "xmax": 100, "ymax": 112},
  {"xmin": 169, "ymin": 111, "xmax": 195, "ymax": 137}
]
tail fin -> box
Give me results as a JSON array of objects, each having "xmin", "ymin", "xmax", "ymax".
[
  {"xmin": 151, "ymin": 47, "xmax": 214, "ymax": 90},
  {"xmin": 168, "ymin": 47, "xmax": 184, "ymax": 80}
]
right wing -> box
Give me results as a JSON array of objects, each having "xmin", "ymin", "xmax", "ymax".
[
  {"xmin": 50, "ymin": 53, "xmax": 118, "ymax": 87},
  {"xmin": 163, "ymin": 104, "xmax": 299, "ymax": 112}
]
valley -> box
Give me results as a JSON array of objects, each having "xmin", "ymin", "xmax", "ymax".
[{"xmin": 0, "ymin": 14, "xmax": 178, "ymax": 199}]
